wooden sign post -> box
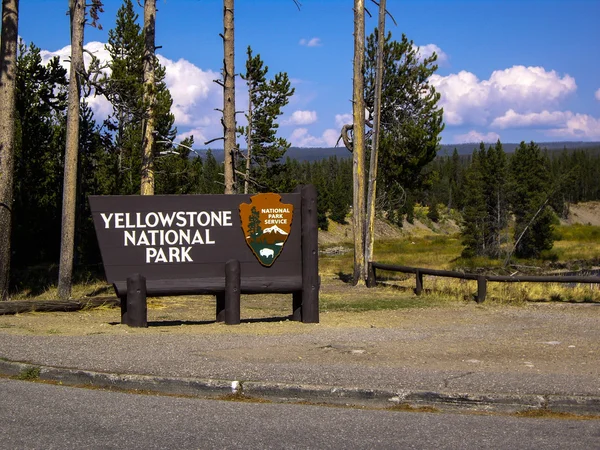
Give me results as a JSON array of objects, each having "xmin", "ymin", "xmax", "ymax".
[{"xmin": 89, "ymin": 185, "xmax": 319, "ymax": 326}]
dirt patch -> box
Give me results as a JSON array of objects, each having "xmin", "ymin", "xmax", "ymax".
[
  {"xmin": 318, "ymin": 216, "xmax": 460, "ymax": 247},
  {"xmin": 562, "ymin": 202, "xmax": 600, "ymax": 226}
]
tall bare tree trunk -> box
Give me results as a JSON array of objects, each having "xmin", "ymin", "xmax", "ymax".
[
  {"xmin": 0, "ymin": 0, "xmax": 19, "ymax": 301},
  {"xmin": 244, "ymin": 85, "xmax": 252, "ymax": 194},
  {"xmin": 222, "ymin": 0, "xmax": 236, "ymax": 194},
  {"xmin": 57, "ymin": 0, "xmax": 85, "ymax": 299},
  {"xmin": 364, "ymin": 0, "xmax": 386, "ymax": 276},
  {"xmin": 352, "ymin": 0, "xmax": 366, "ymax": 285},
  {"xmin": 140, "ymin": 0, "xmax": 156, "ymax": 195}
]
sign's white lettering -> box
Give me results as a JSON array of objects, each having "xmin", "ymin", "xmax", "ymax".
[
  {"xmin": 100, "ymin": 211, "xmax": 232, "ymax": 229},
  {"xmin": 146, "ymin": 247, "xmax": 193, "ymax": 263},
  {"xmin": 124, "ymin": 229, "xmax": 215, "ymax": 246},
  {"xmin": 101, "ymin": 210, "xmax": 232, "ymax": 264}
]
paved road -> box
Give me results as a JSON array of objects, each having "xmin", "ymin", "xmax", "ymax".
[{"xmin": 1, "ymin": 379, "xmax": 599, "ymax": 450}]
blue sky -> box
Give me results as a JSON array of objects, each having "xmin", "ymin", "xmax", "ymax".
[{"xmin": 19, "ymin": 0, "xmax": 600, "ymax": 147}]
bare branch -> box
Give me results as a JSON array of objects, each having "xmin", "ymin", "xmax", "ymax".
[
  {"xmin": 369, "ymin": 0, "xmax": 398, "ymax": 25},
  {"xmin": 234, "ymin": 170, "xmax": 265, "ymax": 189},
  {"xmin": 204, "ymin": 137, "xmax": 225, "ymax": 145},
  {"xmin": 339, "ymin": 123, "xmax": 354, "ymax": 152}
]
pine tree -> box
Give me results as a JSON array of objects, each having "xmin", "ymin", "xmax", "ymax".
[
  {"xmin": 461, "ymin": 146, "xmax": 487, "ymax": 257},
  {"xmin": 103, "ymin": 0, "xmax": 175, "ymax": 195},
  {"xmin": 154, "ymin": 136, "xmax": 198, "ymax": 194},
  {"xmin": 483, "ymin": 140, "xmax": 508, "ymax": 257},
  {"xmin": 239, "ymin": 46, "xmax": 294, "ymax": 193},
  {"xmin": 76, "ymin": 101, "xmax": 106, "ymax": 265},
  {"xmin": 364, "ymin": 30, "xmax": 444, "ymax": 220},
  {"xmin": 12, "ymin": 43, "xmax": 68, "ymax": 268},
  {"xmin": 449, "ymin": 148, "xmax": 463, "ymax": 209},
  {"xmin": 198, "ymin": 150, "xmax": 223, "ymax": 194},
  {"xmin": 509, "ymin": 141, "xmax": 555, "ymax": 259}
]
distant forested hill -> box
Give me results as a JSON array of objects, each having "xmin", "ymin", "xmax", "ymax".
[
  {"xmin": 202, "ymin": 142, "xmax": 600, "ymax": 162},
  {"xmin": 437, "ymin": 141, "xmax": 600, "ymax": 156}
]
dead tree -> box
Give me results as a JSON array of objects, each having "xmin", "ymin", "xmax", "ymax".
[
  {"xmin": 57, "ymin": 0, "xmax": 103, "ymax": 299},
  {"xmin": 222, "ymin": 0, "xmax": 236, "ymax": 194},
  {"xmin": 57, "ymin": 0, "xmax": 86, "ymax": 299},
  {"xmin": 364, "ymin": 0, "xmax": 386, "ymax": 275},
  {"xmin": 0, "ymin": 0, "xmax": 19, "ymax": 300},
  {"xmin": 140, "ymin": 0, "xmax": 156, "ymax": 195},
  {"xmin": 351, "ymin": 0, "xmax": 366, "ymax": 285}
]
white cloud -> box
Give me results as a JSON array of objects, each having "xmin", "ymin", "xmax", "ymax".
[
  {"xmin": 176, "ymin": 128, "xmax": 209, "ymax": 147},
  {"xmin": 40, "ymin": 41, "xmax": 226, "ymax": 143},
  {"xmin": 322, "ymin": 129, "xmax": 341, "ymax": 147},
  {"xmin": 157, "ymin": 55, "xmax": 222, "ymax": 130},
  {"xmin": 41, "ymin": 41, "xmax": 112, "ymax": 77},
  {"xmin": 596, "ymin": 88, "xmax": 600, "ymax": 101},
  {"xmin": 289, "ymin": 128, "xmax": 339, "ymax": 147},
  {"xmin": 453, "ymin": 130, "xmax": 501, "ymax": 144},
  {"xmin": 41, "ymin": 41, "xmax": 114, "ymax": 120},
  {"xmin": 283, "ymin": 110, "xmax": 317, "ymax": 126},
  {"xmin": 489, "ymin": 109, "xmax": 600, "ymax": 140},
  {"xmin": 299, "ymin": 37, "xmax": 322, "ymax": 47},
  {"xmin": 335, "ymin": 113, "xmax": 352, "ymax": 129},
  {"xmin": 547, "ymin": 114, "xmax": 600, "ymax": 140},
  {"xmin": 430, "ymin": 66, "xmax": 577, "ymax": 126},
  {"xmin": 491, "ymin": 109, "xmax": 574, "ymax": 129},
  {"xmin": 416, "ymin": 43, "xmax": 449, "ymax": 66}
]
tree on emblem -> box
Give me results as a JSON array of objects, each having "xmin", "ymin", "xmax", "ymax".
[{"xmin": 248, "ymin": 206, "xmax": 262, "ymax": 238}]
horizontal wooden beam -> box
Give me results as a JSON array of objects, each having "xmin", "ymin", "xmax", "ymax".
[
  {"xmin": 112, "ymin": 276, "xmax": 303, "ymax": 298},
  {"xmin": 487, "ymin": 275, "xmax": 600, "ymax": 283},
  {"xmin": 371, "ymin": 263, "xmax": 479, "ymax": 280},
  {"xmin": 369, "ymin": 262, "xmax": 600, "ymax": 285}
]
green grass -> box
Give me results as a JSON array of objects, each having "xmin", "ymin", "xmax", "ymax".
[
  {"xmin": 16, "ymin": 367, "xmax": 41, "ymax": 381},
  {"xmin": 321, "ymin": 293, "xmax": 441, "ymax": 312},
  {"xmin": 554, "ymin": 224, "xmax": 600, "ymax": 242},
  {"xmin": 6, "ymin": 219, "xmax": 600, "ymax": 307}
]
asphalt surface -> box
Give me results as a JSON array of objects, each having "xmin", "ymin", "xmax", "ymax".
[
  {"xmin": 4, "ymin": 379, "xmax": 600, "ymax": 450},
  {"xmin": 0, "ymin": 301, "xmax": 599, "ymax": 414}
]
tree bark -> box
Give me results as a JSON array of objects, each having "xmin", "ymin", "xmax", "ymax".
[
  {"xmin": 57, "ymin": 0, "xmax": 85, "ymax": 300},
  {"xmin": 140, "ymin": 0, "xmax": 156, "ymax": 195},
  {"xmin": 352, "ymin": 0, "xmax": 366, "ymax": 285},
  {"xmin": 0, "ymin": 0, "xmax": 19, "ymax": 301},
  {"xmin": 364, "ymin": 0, "xmax": 386, "ymax": 279},
  {"xmin": 222, "ymin": 0, "xmax": 236, "ymax": 194},
  {"xmin": 244, "ymin": 84, "xmax": 253, "ymax": 194}
]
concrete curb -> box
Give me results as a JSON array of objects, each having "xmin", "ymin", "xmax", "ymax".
[{"xmin": 1, "ymin": 359, "xmax": 599, "ymax": 415}]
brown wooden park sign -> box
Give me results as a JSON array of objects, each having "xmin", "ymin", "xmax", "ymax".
[{"xmin": 89, "ymin": 185, "xmax": 319, "ymax": 327}]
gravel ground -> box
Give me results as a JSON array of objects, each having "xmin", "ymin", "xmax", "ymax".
[{"xmin": 1, "ymin": 294, "xmax": 599, "ymax": 397}]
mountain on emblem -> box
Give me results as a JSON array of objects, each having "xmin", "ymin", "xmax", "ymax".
[{"xmin": 239, "ymin": 193, "xmax": 294, "ymax": 266}]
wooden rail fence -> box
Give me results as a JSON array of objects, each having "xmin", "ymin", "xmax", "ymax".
[{"xmin": 367, "ymin": 262, "xmax": 600, "ymax": 303}]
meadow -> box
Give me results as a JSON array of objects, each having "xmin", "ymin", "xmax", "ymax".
[{"xmin": 7, "ymin": 214, "xmax": 600, "ymax": 311}]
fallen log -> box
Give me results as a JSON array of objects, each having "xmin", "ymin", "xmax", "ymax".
[{"xmin": 0, "ymin": 296, "xmax": 120, "ymax": 315}]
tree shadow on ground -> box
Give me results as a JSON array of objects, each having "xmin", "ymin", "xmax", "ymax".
[
  {"xmin": 109, "ymin": 315, "xmax": 294, "ymax": 327},
  {"xmin": 336, "ymin": 272, "xmax": 353, "ymax": 284}
]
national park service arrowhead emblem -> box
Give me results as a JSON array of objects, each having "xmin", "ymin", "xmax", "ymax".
[{"xmin": 239, "ymin": 193, "xmax": 294, "ymax": 267}]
